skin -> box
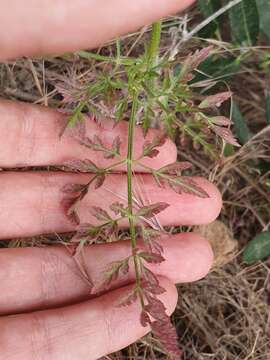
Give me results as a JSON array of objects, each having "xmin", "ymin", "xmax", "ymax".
[{"xmin": 0, "ymin": 1, "xmax": 222, "ymax": 359}]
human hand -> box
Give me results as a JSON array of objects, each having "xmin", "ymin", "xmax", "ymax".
[
  {"xmin": 0, "ymin": 98, "xmax": 221, "ymax": 358},
  {"xmin": 0, "ymin": 1, "xmax": 222, "ymax": 359}
]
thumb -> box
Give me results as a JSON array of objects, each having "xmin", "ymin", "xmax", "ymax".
[{"xmin": 0, "ymin": 0, "xmax": 195, "ymax": 60}]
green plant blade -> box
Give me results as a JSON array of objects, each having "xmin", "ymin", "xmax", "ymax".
[
  {"xmin": 228, "ymin": 0, "xmax": 259, "ymax": 45},
  {"xmin": 223, "ymin": 143, "xmax": 235, "ymax": 157},
  {"xmin": 266, "ymin": 89, "xmax": 270, "ymax": 124},
  {"xmin": 232, "ymin": 102, "xmax": 252, "ymax": 144},
  {"xmin": 243, "ymin": 231, "xmax": 270, "ymax": 264},
  {"xmin": 198, "ymin": 0, "xmax": 221, "ymax": 37},
  {"xmin": 192, "ymin": 54, "xmax": 242, "ymax": 89},
  {"xmin": 256, "ymin": 0, "xmax": 270, "ymax": 39}
]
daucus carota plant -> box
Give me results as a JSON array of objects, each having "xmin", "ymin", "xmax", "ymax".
[{"xmin": 58, "ymin": 21, "xmax": 239, "ymax": 359}]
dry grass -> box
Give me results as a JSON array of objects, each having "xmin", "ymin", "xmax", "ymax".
[
  {"xmin": 103, "ymin": 259, "xmax": 270, "ymax": 360},
  {"xmin": 0, "ymin": 7, "xmax": 270, "ymax": 360}
]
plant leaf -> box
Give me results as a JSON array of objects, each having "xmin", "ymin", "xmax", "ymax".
[
  {"xmin": 112, "ymin": 135, "xmax": 121, "ymax": 156},
  {"xmin": 117, "ymin": 289, "xmax": 138, "ymax": 307},
  {"xmin": 199, "ymin": 91, "xmax": 232, "ymax": 109},
  {"xmin": 143, "ymin": 266, "xmax": 159, "ymax": 285},
  {"xmin": 78, "ymin": 134, "xmax": 121, "ymax": 159},
  {"xmin": 61, "ymin": 197, "xmax": 80, "ymax": 225},
  {"xmin": 211, "ymin": 125, "xmax": 241, "ymax": 147},
  {"xmin": 140, "ymin": 311, "xmax": 151, "ymax": 327},
  {"xmin": 64, "ymin": 159, "xmax": 99, "ymax": 173},
  {"xmin": 194, "ymin": 55, "xmax": 242, "ymax": 84},
  {"xmin": 62, "ymin": 183, "xmax": 87, "ymax": 194},
  {"xmin": 166, "ymin": 176, "xmax": 210, "ymax": 198},
  {"xmin": 243, "ymin": 231, "xmax": 270, "ymax": 264},
  {"xmin": 64, "ymin": 115, "xmax": 87, "ymax": 139},
  {"xmin": 142, "ymin": 134, "xmax": 166, "ymax": 158},
  {"xmin": 144, "ymin": 295, "xmax": 167, "ymax": 319},
  {"xmin": 140, "ymin": 226, "xmax": 163, "ymax": 254},
  {"xmin": 137, "ymin": 202, "xmax": 170, "ymax": 219},
  {"xmin": 180, "ymin": 47, "xmax": 212, "ymax": 82},
  {"xmin": 209, "ymin": 116, "xmax": 232, "ymax": 126},
  {"xmin": 198, "ymin": 0, "xmax": 222, "ymax": 37},
  {"xmin": 139, "ymin": 252, "xmax": 165, "ymax": 264},
  {"xmin": 73, "ymin": 223, "xmax": 101, "ymax": 242},
  {"xmin": 90, "ymin": 206, "xmax": 112, "ymax": 222},
  {"xmin": 104, "ymin": 258, "xmax": 130, "ymax": 286},
  {"xmin": 144, "ymin": 295, "xmax": 182, "ymax": 357},
  {"xmin": 229, "ymin": 0, "xmax": 259, "ymax": 46},
  {"xmin": 59, "ymin": 107, "xmax": 85, "ymax": 137},
  {"xmin": 151, "ymin": 319, "xmax": 182, "ymax": 359},
  {"xmin": 141, "ymin": 280, "xmax": 166, "ymax": 295},
  {"xmin": 256, "ymin": 0, "xmax": 270, "ymax": 39},
  {"xmin": 188, "ymin": 47, "xmax": 213, "ymax": 71},
  {"xmin": 232, "ymin": 102, "xmax": 252, "ymax": 144},
  {"xmin": 158, "ymin": 161, "xmax": 192, "ymax": 175},
  {"xmin": 94, "ymin": 173, "xmax": 106, "ymax": 189},
  {"xmin": 110, "ymin": 202, "xmax": 127, "ymax": 217}
]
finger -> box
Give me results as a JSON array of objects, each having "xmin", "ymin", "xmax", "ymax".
[
  {"xmin": 0, "ymin": 0, "xmax": 195, "ymax": 60},
  {"xmin": 0, "ymin": 99, "xmax": 176, "ymax": 169},
  {"xmin": 0, "ymin": 172, "xmax": 222, "ymax": 239},
  {"xmin": 0, "ymin": 233, "xmax": 212, "ymax": 315},
  {"xmin": 0, "ymin": 277, "xmax": 177, "ymax": 360}
]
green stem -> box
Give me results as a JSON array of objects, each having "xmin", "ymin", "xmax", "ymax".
[
  {"xmin": 136, "ymin": 161, "xmax": 207, "ymax": 196},
  {"xmin": 147, "ymin": 21, "xmax": 162, "ymax": 68},
  {"xmin": 76, "ymin": 50, "xmax": 134, "ymax": 65},
  {"xmin": 126, "ymin": 21, "xmax": 162, "ymax": 307},
  {"xmin": 104, "ymin": 159, "xmax": 126, "ymax": 172},
  {"xmin": 143, "ymin": 21, "xmax": 162, "ymax": 134},
  {"xmin": 115, "ymin": 38, "xmax": 121, "ymax": 67},
  {"xmin": 127, "ymin": 90, "xmax": 143, "ymax": 301}
]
